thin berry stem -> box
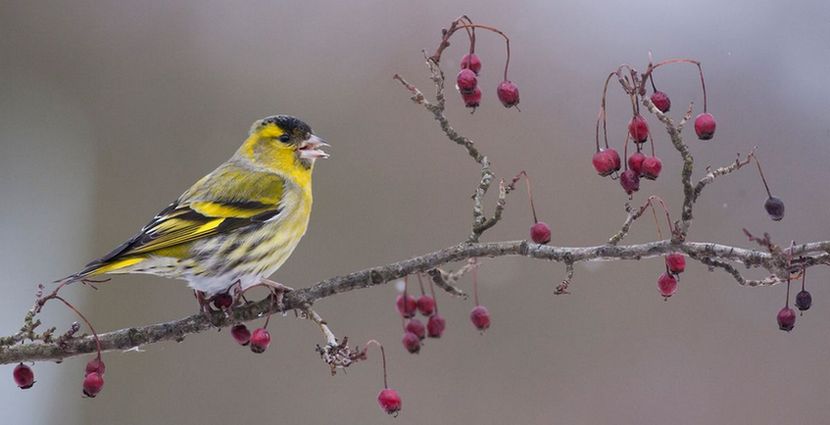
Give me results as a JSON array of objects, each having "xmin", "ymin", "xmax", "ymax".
[
  {"xmin": 801, "ymin": 268, "xmax": 807, "ymax": 291},
  {"xmin": 455, "ymin": 23, "xmax": 511, "ymax": 81},
  {"xmin": 646, "ymin": 195, "xmax": 675, "ymax": 235},
  {"xmin": 647, "ymin": 58, "xmax": 707, "ymax": 112},
  {"xmin": 364, "ymin": 339, "xmax": 388, "ymax": 389},
  {"xmin": 753, "ymin": 155, "xmax": 773, "ymax": 198},
  {"xmin": 416, "ymin": 273, "xmax": 426, "ymax": 296},
  {"xmin": 649, "ymin": 133, "xmax": 656, "ymax": 157},
  {"xmin": 649, "ymin": 203, "xmax": 664, "ymax": 240},
  {"xmin": 472, "ymin": 258, "xmax": 480, "ymax": 306},
  {"xmin": 596, "ymin": 72, "xmax": 616, "ymax": 151},
  {"xmin": 785, "ymin": 278, "xmax": 791, "ymax": 308},
  {"xmin": 427, "ymin": 277, "xmax": 439, "ymax": 314},
  {"xmin": 54, "ymin": 296, "xmax": 101, "ymax": 357},
  {"xmin": 623, "ymin": 132, "xmax": 630, "ymax": 171}
]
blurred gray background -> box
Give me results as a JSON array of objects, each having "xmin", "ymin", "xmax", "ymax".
[{"xmin": 2, "ymin": 1, "xmax": 830, "ymax": 424}]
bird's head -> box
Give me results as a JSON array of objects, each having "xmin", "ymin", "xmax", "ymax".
[{"xmin": 239, "ymin": 115, "xmax": 329, "ymax": 174}]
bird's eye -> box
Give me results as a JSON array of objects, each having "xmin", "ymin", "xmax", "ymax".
[{"xmin": 278, "ymin": 134, "xmax": 291, "ymax": 143}]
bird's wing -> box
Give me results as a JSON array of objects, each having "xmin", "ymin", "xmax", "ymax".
[{"xmin": 73, "ymin": 164, "xmax": 286, "ymax": 278}]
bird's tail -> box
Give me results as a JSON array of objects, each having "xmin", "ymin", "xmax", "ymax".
[{"xmin": 55, "ymin": 257, "xmax": 144, "ymax": 284}]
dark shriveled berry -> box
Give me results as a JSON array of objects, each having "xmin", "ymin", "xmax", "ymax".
[
  {"xmin": 592, "ymin": 148, "xmax": 621, "ymax": 176},
  {"xmin": 212, "ymin": 293, "xmax": 233, "ymax": 309},
  {"xmin": 402, "ymin": 331, "xmax": 421, "ymax": 353},
  {"xmin": 427, "ymin": 314, "xmax": 446, "ymax": 338},
  {"xmin": 416, "ymin": 295, "xmax": 435, "ymax": 316},
  {"xmin": 470, "ymin": 305, "xmax": 491, "ymax": 331},
  {"xmin": 249, "ymin": 328, "xmax": 271, "ymax": 353},
  {"xmin": 694, "ymin": 113, "xmax": 717, "ymax": 140},
  {"xmin": 231, "ymin": 324, "xmax": 252, "ymax": 346},
  {"xmin": 795, "ymin": 290, "xmax": 812, "ymax": 312},
  {"xmin": 496, "ymin": 80, "xmax": 520, "ymax": 108},
  {"xmin": 641, "ymin": 156, "xmax": 662, "ymax": 180},
  {"xmin": 378, "ymin": 388, "xmax": 402, "ymax": 415},
  {"xmin": 665, "ymin": 253, "xmax": 686, "ymax": 274},
  {"xmin": 657, "ymin": 273, "xmax": 678, "ymax": 298},
  {"xmin": 460, "ymin": 53, "xmax": 482, "ymax": 75},
  {"xmin": 619, "ymin": 169, "xmax": 640, "ymax": 195},
  {"xmin": 82, "ymin": 372, "xmax": 104, "ymax": 398},
  {"xmin": 530, "ymin": 222, "xmax": 552, "ymax": 244},
  {"xmin": 405, "ymin": 318, "xmax": 426, "ymax": 340},
  {"xmin": 764, "ymin": 197, "xmax": 785, "ymax": 221},
  {"xmin": 456, "ymin": 69, "xmax": 478, "ymax": 94},
  {"xmin": 628, "ymin": 152, "xmax": 646, "ymax": 176},
  {"xmin": 651, "ymin": 91, "xmax": 671, "ymax": 113},
  {"xmin": 396, "ymin": 294, "xmax": 417, "ymax": 318},
  {"xmin": 13, "ymin": 363, "xmax": 34, "ymax": 390},
  {"xmin": 777, "ymin": 306, "xmax": 796, "ymax": 331},
  {"xmin": 628, "ymin": 115, "xmax": 650, "ymax": 143}
]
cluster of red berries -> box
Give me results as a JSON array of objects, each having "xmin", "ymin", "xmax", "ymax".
[
  {"xmin": 396, "ymin": 275, "xmax": 446, "ymax": 354},
  {"xmin": 456, "ymin": 53, "xmax": 520, "ymax": 110},
  {"xmin": 777, "ymin": 271, "xmax": 813, "ymax": 332},
  {"xmin": 82, "ymin": 356, "xmax": 106, "ymax": 397},
  {"xmin": 658, "ymin": 252, "xmax": 686, "ymax": 299},
  {"xmin": 230, "ymin": 323, "xmax": 271, "ymax": 353},
  {"xmin": 444, "ymin": 17, "xmax": 519, "ymax": 111},
  {"xmin": 14, "ymin": 356, "xmax": 107, "ymax": 398},
  {"xmin": 593, "ymin": 58, "xmax": 717, "ymax": 197}
]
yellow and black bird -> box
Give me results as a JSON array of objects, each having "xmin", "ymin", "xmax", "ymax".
[{"xmin": 61, "ymin": 115, "xmax": 328, "ymax": 304}]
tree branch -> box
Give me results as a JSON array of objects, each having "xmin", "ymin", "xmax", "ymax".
[{"xmin": 3, "ymin": 238, "xmax": 829, "ymax": 365}]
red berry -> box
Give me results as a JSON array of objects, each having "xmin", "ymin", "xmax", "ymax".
[
  {"xmin": 665, "ymin": 252, "xmax": 686, "ymax": 274},
  {"xmin": 456, "ymin": 69, "xmax": 478, "ymax": 94},
  {"xmin": 85, "ymin": 357, "xmax": 106, "ymax": 376},
  {"xmin": 795, "ymin": 290, "xmax": 812, "ymax": 312},
  {"xmin": 231, "ymin": 324, "xmax": 252, "ymax": 346},
  {"xmin": 396, "ymin": 294, "xmax": 417, "ymax": 318},
  {"xmin": 496, "ymin": 80, "xmax": 520, "ymax": 108},
  {"xmin": 460, "ymin": 53, "xmax": 482, "ymax": 75},
  {"xmin": 628, "ymin": 152, "xmax": 646, "ymax": 176},
  {"xmin": 764, "ymin": 197, "xmax": 785, "ymax": 221},
  {"xmin": 530, "ymin": 222, "xmax": 552, "ymax": 244},
  {"xmin": 401, "ymin": 331, "xmax": 421, "ymax": 353},
  {"xmin": 462, "ymin": 87, "xmax": 482, "ymax": 108},
  {"xmin": 777, "ymin": 306, "xmax": 796, "ymax": 331},
  {"xmin": 628, "ymin": 115, "xmax": 649, "ymax": 143},
  {"xmin": 212, "ymin": 293, "xmax": 233, "ymax": 309},
  {"xmin": 651, "ymin": 91, "xmax": 671, "ymax": 113},
  {"xmin": 82, "ymin": 372, "xmax": 104, "ymax": 398},
  {"xmin": 13, "ymin": 363, "xmax": 34, "ymax": 390},
  {"xmin": 405, "ymin": 318, "xmax": 426, "ymax": 340},
  {"xmin": 657, "ymin": 273, "xmax": 678, "ymax": 298},
  {"xmin": 592, "ymin": 148, "xmax": 621, "ymax": 176},
  {"xmin": 470, "ymin": 305, "xmax": 491, "ymax": 331},
  {"xmin": 619, "ymin": 169, "xmax": 640, "ymax": 195},
  {"xmin": 377, "ymin": 388, "xmax": 402, "ymax": 415},
  {"xmin": 249, "ymin": 328, "xmax": 271, "ymax": 353},
  {"xmin": 694, "ymin": 112, "xmax": 716, "ymax": 140},
  {"xmin": 416, "ymin": 295, "xmax": 435, "ymax": 316},
  {"xmin": 641, "ymin": 156, "xmax": 662, "ymax": 180},
  {"xmin": 427, "ymin": 314, "xmax": 446, "ymax": 338}
]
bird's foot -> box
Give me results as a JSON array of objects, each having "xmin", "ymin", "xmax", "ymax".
[{"xmin": 248, "ymin": 279, "xmax": 294, "ymax": 312}]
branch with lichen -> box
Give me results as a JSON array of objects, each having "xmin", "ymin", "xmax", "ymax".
[{"xmin": 4, "ymin": 237, "xmax": 830, "ymax": 364}]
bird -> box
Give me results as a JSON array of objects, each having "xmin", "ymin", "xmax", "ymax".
[{"xmin": 59, "ymin": 115, "xmax": 329, "ymax": 311}]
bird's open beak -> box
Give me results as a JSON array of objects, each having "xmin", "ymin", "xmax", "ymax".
[{"xmin": 298, "ymin": 134, "xmax": 330, "ymax": 159}]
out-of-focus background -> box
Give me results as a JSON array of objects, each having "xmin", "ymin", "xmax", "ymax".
[{"xmin": 2, "ymin": 1, "xmax": 830, "ymax": 424}]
